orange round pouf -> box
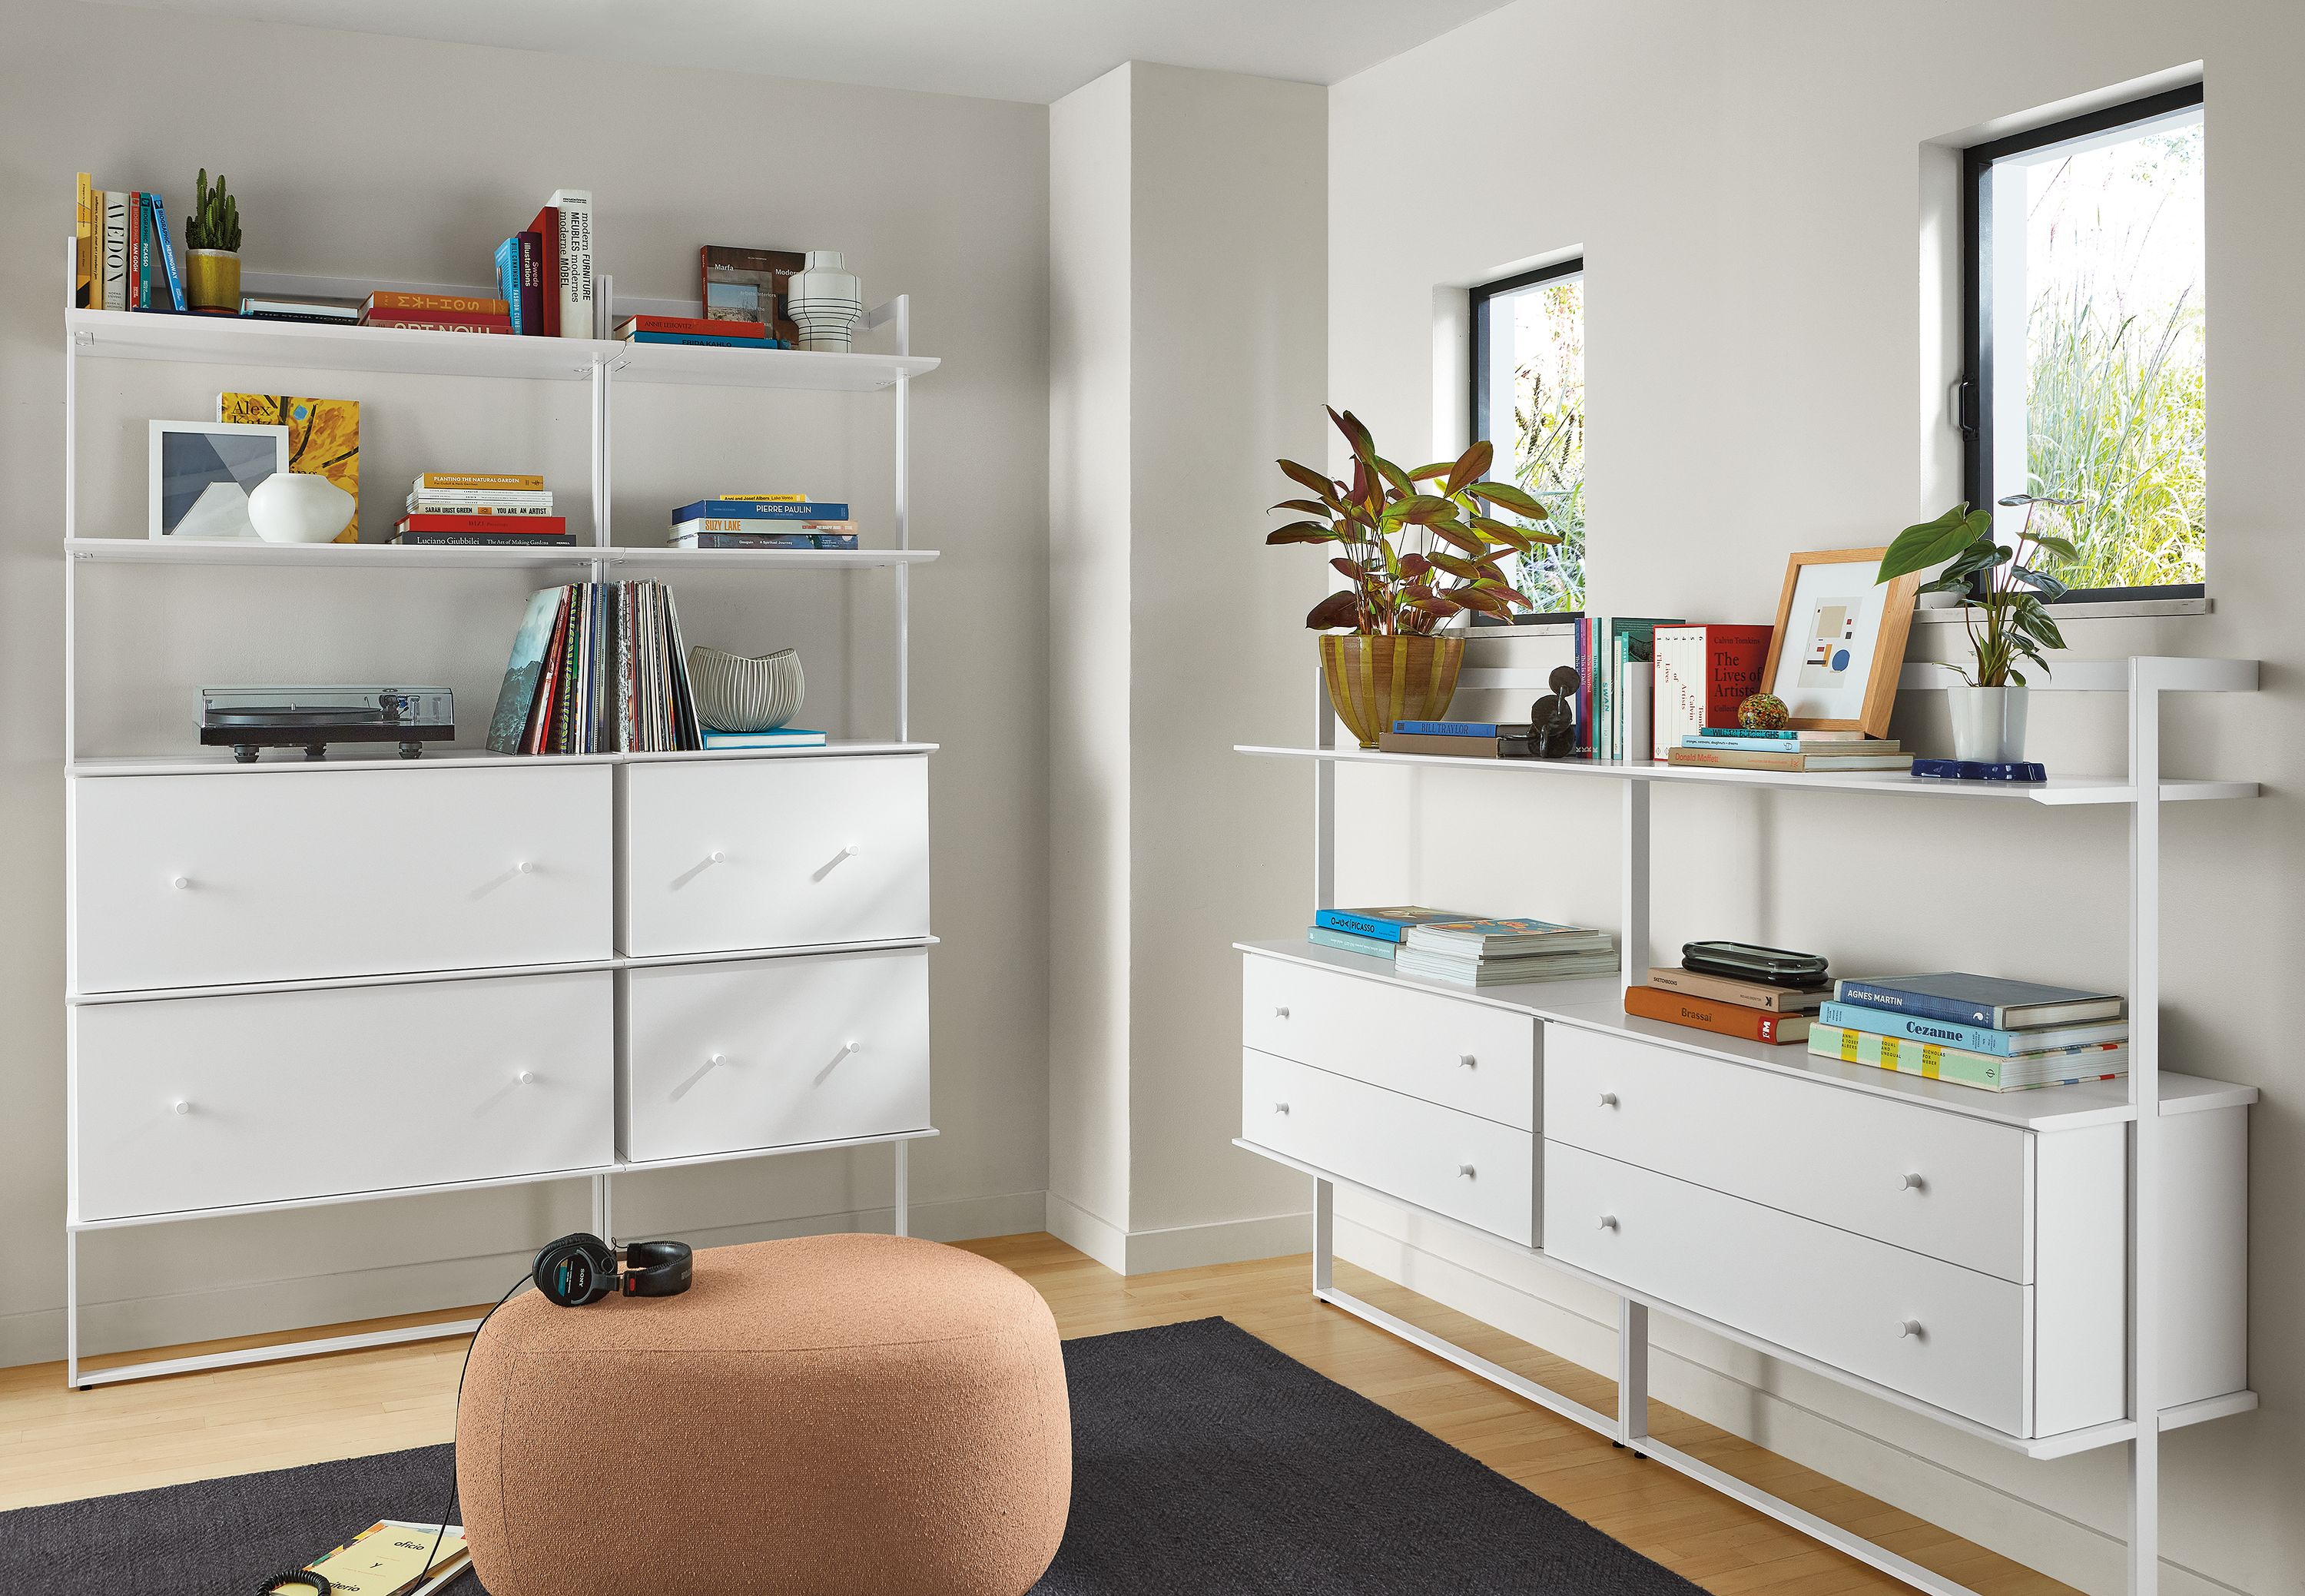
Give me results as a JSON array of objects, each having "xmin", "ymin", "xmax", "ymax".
[{"xmin": 456, "ymin": 1233, "xmax": 1071, "ymax": 1595}]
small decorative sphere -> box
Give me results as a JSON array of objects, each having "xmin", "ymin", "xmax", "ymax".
[{"xmin": 1738, "ymin": 692, "xmax": 1789, "ymax": 730}]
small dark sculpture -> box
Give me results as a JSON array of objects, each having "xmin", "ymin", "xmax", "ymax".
[{"xmin": 1527, "ymin": 665, "xmax": 1580, "ymax": 759}]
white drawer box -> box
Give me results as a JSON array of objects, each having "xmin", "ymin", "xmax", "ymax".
[
  {"xmin": 619, "ymin": 755, "xmax": 930, "ymax": 957},
  {"xmin": 621, "ymin": 948, "xmax": 931, "ymax": 1163},
  {"xmin": 1544, "ymin": 1141, "xmax": 2048, "ymax": 1434},
  {"xmin": 1242, "ymin": 954, "xmax": 1537, "ymax": 1129},
  {"xmin": 1243, "ymin": 1048, "xmax": 1535, "ymax": 1246},
  {"xmin": 71, "ymin": 972, "xmax": 613, "ymax": 1221},
  {"xmin": 1544, "ymin": 1024, "xmax": 2031, "ymax": 1282},
  {"xmin": 72, "ymin": 765, "xmax": 612, "ymax": 994}
]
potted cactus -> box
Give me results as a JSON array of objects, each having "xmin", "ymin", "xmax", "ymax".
[{"xmin": 183, "ymin": 170, "xmax": 241, "ymax": 314}]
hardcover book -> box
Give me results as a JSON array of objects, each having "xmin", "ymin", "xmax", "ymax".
[
  {"xmin": 363, "ymin": 317, "xmax": 511, "ymax": 334},
  {"xmin": 1830, "ymin": 974, "xmax": 2124, "ymax": 1030},
  {"xmin": 1816, "ymin": 1001, "xmax": 2128, "ymax": 1057},
  {"xmin": 699, "ymin": 727, "xmax": 829, "ymax": 748},
  {"xmin": 617, "ymin": 315, "xmax": 764, "ymax": 339},
  {"xmin": 1308, "ymin": 925, "xmax": 1396, "ymax": 959},
  {"xmin": 1665, "ymin": 746, "xmax": 1912, "ymax": 771},
  {"xmin": 218, "ymin": 393, "xmax": 360, "ymax": 543},
  {"xmin": 624, "ymin": 330, "xmax": 790, "ymax": 349},
  {"xmin": 418, "ymin": 473, "xmax": 545, "ymax": 491},
  {"xmin": 1809, "ymin": 1024, "xmax": 2128, "ymax": 1091},
  {"xmin": 1312, "ymin": 906, "xmax": 1488, "ymax": 944},
  {"xmin": 1398, "ymin": 948, "xmax": 1619, "ymax": 987},
  {"xmin": 700, "ymin": 244, "xmax": 804, "ymax": 343},
  {"xmin": 1645, "ymin": 965, "xmax": 1829, "ymax": 1013},
  {"xmin": 546, "ymin": 190, "xmax": 593, "ymax": 341},
  {"xmin": 1651, "ymin": 624, "xmax": 1774, "ymax": 759},
  {"xmin": 1391, "ymin": 719, "xmax": 1532, "ymax": 738},
  {"xmin": 364, "ymin": 292, "xmax": 509, "ymax": 315},
  {"xmin": 672, "ymin": 499, "xmax": 850, "ymax": 521},
  {"xmin": 1375, "ymin": 731, "xmax": 1532, "ymax": 759},
  {"xmin": 400, "ymin": 514, "xmax": 568, "ymax": 535},
  {"xmin": 1621, "ymin": 984, "xmax": 1810, "ymax": 1044},
  {"xmin": 526, "ymin": 204, "xmax": 561, "ymax": 336}
]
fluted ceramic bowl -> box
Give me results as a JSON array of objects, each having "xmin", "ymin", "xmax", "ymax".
[{"xmin": 689, "ymin": 645, "xmax": 804, "ymax": 732}]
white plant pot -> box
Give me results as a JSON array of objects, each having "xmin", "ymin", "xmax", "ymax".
[
  {"xmin": 247, "ymin": 472, "xmax": 357, "ymax": 543},
  {"xmin": 1945, "ymin": 683, "xmax": 2029, "ymax": 763},
  {"xmin": 787, "ymin": 250, "xmax": 864, "ymax": 353}
]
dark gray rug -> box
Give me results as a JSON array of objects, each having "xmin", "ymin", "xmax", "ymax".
[{"xmin": 2, "ymin": 1317, "xmax": 1700, "ymax": 1594}]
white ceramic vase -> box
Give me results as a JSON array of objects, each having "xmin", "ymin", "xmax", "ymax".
[
  {"xmin": 787, "ymin": 251, "xmax": 864, "ymax": 352},
  {"xmin": 248, "ymin": 472, "xmax": 357, "ymax": 543},
  {"xmin": 689, "ymin": 646, "xmax": 805, "ymax": 732},
  {"xmin": 1945, "ymin": 683, "xmax": 2029, "ymax": 762}
]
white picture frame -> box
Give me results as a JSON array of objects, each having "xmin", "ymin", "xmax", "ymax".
[{"xmin": 148, "ymin": 419, "xmax": 289, "ymax": 540}]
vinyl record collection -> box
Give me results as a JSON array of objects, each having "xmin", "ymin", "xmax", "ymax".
[{"xmin": 486, "ymin": 581, "xmax": 702, "ymax": 755}]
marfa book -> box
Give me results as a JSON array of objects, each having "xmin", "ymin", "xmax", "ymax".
[{"xmin": 218, "ymin": 393, "xmax": 359, "ymax": 543}]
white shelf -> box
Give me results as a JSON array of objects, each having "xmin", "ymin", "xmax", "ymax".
[
  {"xmin": 65, "ymin": 307, "xmax": 938, "ymax": 390},
  {"xmin": 65, "ymin": 536, "xmax": 939, "ymax": 572},
  {"xmin": 1235, "ymin": 745, "xmax": 2257, "ymax": 806},
  {"xmin": 1235, "ymin": 939, "xmax": 2258, "ymax": 1133},
  {"xmin": 68, "ymin": 739, "xmax": 938, "ymax": 778}
]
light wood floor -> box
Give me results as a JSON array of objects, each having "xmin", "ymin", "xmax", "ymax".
[{"xmin": 0, "ymin": 1235, "xmax": 2072, "ymax": 1594}]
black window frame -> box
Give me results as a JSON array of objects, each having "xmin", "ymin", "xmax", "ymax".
[
  {"xmin": 1470, "ymin": 256, "xmax": 1585, "ymax": 625},
  {"xmin": 1961, "ymin": 83, "xmax": 2206, "ymax": 604}
]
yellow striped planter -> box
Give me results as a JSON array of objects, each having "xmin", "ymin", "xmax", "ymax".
[{"xmin": 1318, "ymin": 632, "xmax": 1464, "ymax": 749}]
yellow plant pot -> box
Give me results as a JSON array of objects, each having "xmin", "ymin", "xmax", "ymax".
[
  {"xmin": 185, "ymin": 248, "xmax": 240, "ymax": 314},
  {"xmin": 1318, "ymin": 632, "xmax": 1464, "ymax": 749}
]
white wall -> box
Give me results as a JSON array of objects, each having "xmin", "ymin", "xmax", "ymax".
[
  {"xmin": 1046, "ymin": 62, "xmax": 1325, "ymax": 1272},
  {"xmin": 1, "ymin": 0, "xmax": 1050, "ymax": 1362},
  {"xmin": 1325, "ymin": 3, "xmax": 2301, "ymax": 1594}
]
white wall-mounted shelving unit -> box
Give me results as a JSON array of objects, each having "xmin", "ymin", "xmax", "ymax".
[
  {"xmin": 60, "ymin": 239, "xmax": 945, "ymax": 1389},
  {"xmin": 1234, "ymin": 654, "xmax": 2259, "ymax": 1596}
]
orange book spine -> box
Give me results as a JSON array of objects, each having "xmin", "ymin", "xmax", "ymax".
[
  {"xmin": 1622, "ymin": 984, "xmax": 1806, "ymax": 1044},
  {"xmin": 364, "ymin": 291, "xmax": 509, "ymax": 314}
]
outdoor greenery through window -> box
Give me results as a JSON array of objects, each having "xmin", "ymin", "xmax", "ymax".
[
  {"xmin": 1471, "ymin": 260, "xmax": 1584, "ymax": 615},
  {"xmin": 1968, "ymin": 86, "xmax": 2205, "ymax": 597}
]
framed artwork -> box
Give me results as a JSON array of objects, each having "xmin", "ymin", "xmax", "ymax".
[
  {"xmin": 148, "ymin": 420, "xmax": 288, "ymax": 540},
  {"xmin": 217, "ymin": 393, "xmax": 360, "ymax": 543},
  {"xmin": 1759, "ymin": 548, "xmax": 1919, "ymax": 738}
]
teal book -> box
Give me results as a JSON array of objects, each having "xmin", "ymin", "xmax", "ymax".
[
  {"xmin": 1817, "ymin": 1000, "xmax": 2127, "ymax": 1057},
  {"xmin": 1308, "ymin": 926, "xmax": 1395, "ymax": 959},
  {"xmin": 1312, "ymin": 906, "xmax": 1487, "ymax": 944}
]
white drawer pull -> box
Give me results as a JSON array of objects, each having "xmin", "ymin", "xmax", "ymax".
[
  {"xmin": 1458, "ymin": 1053, "xmax": 1477, "ymax": 1070},
  {"xmin": 841, "ymin": 1040, "xmax": 862, "ymax": 1057},
  {"xmin": 1899, "ymin": 1172, "xmax": 1926, "ymax": 1192},
  {"xmin": 1457, "ymin": 1163, "xmax": 1477, "ymax": 1180},
  {"xmin": 1273, "ymin": 1006, "xmax": 1290, "ymax": 1019},
  {"xmin": 708, "ymin": 849, "xmax": 726, "ymax": 864},
  {"xmin": 1597, "ymin": 1091, "xmax": 1618, "ymax": 1107},
  {"xmin": 171, "ymin": 875, "xmax": 191, "ymax": 891},
  {"xmin": 1274, "ymin": 1101, "xmax": 1290, "ymax": 1114},
  {"xmin": 1897, "ymin": 1319, "xmax": 1924, "ymax": 1339},
  {"xmin": 840, "ymin": 843, "xmax": 861, "ymax": 858},
  {"xmin": 516, "ymin": 1070, "xmax": 536, "ymax": 1086},
  {"xmin": 516, "ymin": 860, "xmax": 536, "ymax": 874},
  {"xmin": 1598, "ymin": 1213, "xmax": 1618, "ymax": 1231},
  {"xmin": 172, "ymin": 1099, "xmax": 191, "ymax": 1116}
]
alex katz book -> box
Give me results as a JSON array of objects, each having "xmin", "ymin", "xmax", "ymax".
[
  {"xmin": 1651, "ymin": 624, "xmax": 1774, "ymax": 759},
  {"xmin": 219, "ymin": 393, "xmax": 360, "ymax": 543},
  {"xmin": 1312, "ymin": 906, "xmax": 1488, "ymax": 944},
  {"xmin": 1622, "ymin": 984, "xmax": 1810, "ymax": 1044}
]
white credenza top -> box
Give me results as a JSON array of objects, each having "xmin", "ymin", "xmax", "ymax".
[{"xmin": 1235, "ymin": 940, "xmax": 2256, "ymax": 1133}]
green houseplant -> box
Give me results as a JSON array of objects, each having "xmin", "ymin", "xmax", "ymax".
[
  {"xmin": 1267, "ymin": 407, "xmax": 1557, "ymax": 746},
  {"xmin": 1876, "ymin": 495, "xmax": 2076, "ymax": 762},
  {"xmin": 182, "ymin": 169, "xmax": 242, "ymax": 314}
]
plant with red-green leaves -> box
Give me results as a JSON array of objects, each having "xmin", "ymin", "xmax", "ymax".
[{"xmin": 1266, "ymin": 407, "xmax": 1558, "ymax": 634}]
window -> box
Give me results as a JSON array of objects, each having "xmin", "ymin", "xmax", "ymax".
[
  {"xmin": 1471, "ymin": 258, "xmax": 1584, "ymax": 616},
  {"xmin": 1964, "ymin": 85, "xmax": 2205, "ymax": 599}
]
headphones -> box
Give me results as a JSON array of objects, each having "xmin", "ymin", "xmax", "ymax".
[{"xmin": 532, "ymin": 1233, "xmax": 694, "ymax": 1307}]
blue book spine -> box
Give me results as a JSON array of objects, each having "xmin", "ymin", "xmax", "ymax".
[
  {"xmin": 495, "ymin": 237, "xmax": 522, "ymax": 334},
  {"xmin": 1313, "ymin": 908, "xmax": 1411, "ymax": 943},
  {"xmin": 1680, "ymin": 733, "xmax": 1839, "ymax": 751},
  {"xmin": 1819, "ymin": 1001, "xmax": 2021, "ymax": 1055},
  {"xmin": 149, "ymin": 194, "xmax": 186, "ymax": 310},
  {"xmin": 1308, "ymin": 926, "xmax": 1395, "ymax": 957},
  {"xmin": 673, "ymin": 499, "xmax": 851, "ymax": 521},
  {"xmin": 1699, "ymin": 726, "xmax": 1799, "ymax": 739},
  {"xmin": 1832, "ymin": 979, "xmax": 1995, "ymax": 1028},
  {"xmin": 1393, "ymin": 719, "xmax": 1516, "ymax": 737},
  {"xmin": 628, "ymin": 331, "xmax": 794, "ymax": 348}
]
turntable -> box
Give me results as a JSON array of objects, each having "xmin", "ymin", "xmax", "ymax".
[{"xmin": 199, "ymin": 685, "xmax": 456, "ymax": 762}]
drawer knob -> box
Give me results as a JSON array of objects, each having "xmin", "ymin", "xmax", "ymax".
[
  {"xmin": 841, "ymin": 1040, "xmax": 862, "ymax": 1057},
  {"xmin": 1273, "ymin": 1006, "xmax": 1290, "ymax": 1020},
  {"xmin": 841, "ymin": 843, "xmax": 861, "ymax": 858},
  {"xmin": 709, "ymin": 850, "xmax": 727, "ymax": 864},
  {"xmin": 1899, "ymin": 1172, "xmax": 1925, "ymax": 1192},
  {"xmin": 1598, "ymin": 1213, "xmax": 1618, "ymax": 1231},
  {"xmin": 708, "ymin": 1053, "xmax": 727, "ymax": 1068},
  {"xmin": 516, "ymin": 1070, "xmax": 536, "ymax": 1085},
  {"xmin": 1897, "ymin": 1319, "xmax": 1924, "ymax": 1339},
  {"xmin": 171, "ymin": 875, "xmax": 191, "ymax": 891},
  {"xmin": 1458, "ymin": 1053, "xmax": 1477, "ymax": 1070},
  {"xmin": 1458, "ymin": 1163, "xmax": 1477, "ymax": 1180},
  {"xmin": 172, "ymin": 1099, "xmax": 191, "ymax": 1116},
  {"xmin": 1597, "ymin": 1091, "xmax": 1618, "ymax": 1108},
  {"xmin": 516, "ymin": 860, "xmax": 536, "ymax": 875},
  {"xmin": 1274, "ymin": 1101, "xmax": 1290, "ymax": 1114}
]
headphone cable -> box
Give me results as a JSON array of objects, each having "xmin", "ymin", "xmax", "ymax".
[{"xmin": 410, "ymin": 1270, "xmax": 530, "ymax": 1593}]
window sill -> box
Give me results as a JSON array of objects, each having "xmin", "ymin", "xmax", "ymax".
[{"xmin": 1911, "ymin": 596, "xmax": 2211, "ymax": 622}]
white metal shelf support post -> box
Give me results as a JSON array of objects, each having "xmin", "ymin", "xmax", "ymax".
[{"xmin": 2128, "ymin": 659, "xmax": 2165, "ymax": 1596}]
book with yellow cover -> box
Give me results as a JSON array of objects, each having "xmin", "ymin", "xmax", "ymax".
[
  {"xmin": 303, "ymin": 1520, "xmax": 469, "ymax": 1595},
  {"xmin": 417, "ymin": 472, "xmax": 544, "ymax": 491},
  {"xmin": 75, "ymin": 173, "xmax": 95, "ymax": 308},
  {"xmin": 218, "ymin": 393, "xmax": 360, "ymax": 543}
]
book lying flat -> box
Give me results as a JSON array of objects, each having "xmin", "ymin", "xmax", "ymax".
[
  {"xmin": 1376, "ymin": 731, "xmax": 1534, "ymax": 758},
  {"xmin": 1667, "ymin": 747, "xmax": 1914, "ymax": 772},
  {"xmin": 1397, "ymin": 949, "xmax": 1619, "ymax": 987},
  {"xmin": 1312, "ymin": 906, "xmax": 1489, "ymax": 944},
  {"xmin": 1680, "ymin": 735, "xmax": 1896, "ymax": 755},
  {"xmin": 1308, "ymin": 925, "xmax": 1395, "ymax": 959},
  {"xmin": 1817, "ymin": 1000, "xmax": 2128, "ymax": 1057},
  {"xmin": 1405, "ymin": 919, "xmax": 1613, "ymax": 956},
  {"xmin": 700, "ymin": 727, "xmax": 827, "ymax": 748},
  {"xmin": 303, "ymin": 1519, "xmax": 469, "ymax": 1596},
  {"xmin": 1832, "ymin": 974, "xmax": 2124, "ymax": 1029},
  {"xmin": 1809, "ymin": 1024, "xmax": 2127, "ymax": 1091},
  {"xmin": 1622, "ymin": 984, "xmax": 1810, "ymax": 1044},
  {"xmin": 1647, "ymin": 965, "xmax": 1829, "ymax": 1014}
]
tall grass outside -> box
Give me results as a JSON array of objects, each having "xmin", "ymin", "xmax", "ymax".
[{"xmin": 1491, "ymin": 275, "xmax": 1586, "ymax": 612}]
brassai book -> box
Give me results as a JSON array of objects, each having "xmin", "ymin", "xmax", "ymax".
[
  {"xmin": 1832, "ymin": 974, "xmax": 2124, "ymax": 1030},
  {"xmin": 1312, "ymin": 906, "xmax": 1488, "ymax": 944},
  {"xmin": 1622, "ymin": 984, "xmax": 1809, "ymax": 1044},
  {"xmin": 1647, "ymin": 964, "xmax": 1829, "ymax": 1014}
]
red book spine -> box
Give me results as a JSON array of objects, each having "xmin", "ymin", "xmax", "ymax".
[
  {"xmin": 530, "ymin": 206, "xmax": 560, "ymax": 337},
  {"xmin": 1698, "ymin": 625, "xmax": 1775, "ymax": 725},
  {"xmin": 621, "ymin": 314, "xmax": 762, "ymax": 338},
  {"xmin": 363, "ymin": 309, "xmax": 513, "ymax": 329},
  {"xmin": 365, "ymin": 316, "xmax": 512, "ymax": 334},
  {"xmin": 1622, "ymin": 984, "xmax": 1803, "ymax": 1044},
  {"xmin": 400, "ymin": 514, "xmax": 567, "ymax": 533}
]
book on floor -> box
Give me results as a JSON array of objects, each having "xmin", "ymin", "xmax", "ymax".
[
  {"xmin": 301, "ymin": 1520, "xmax": 469, "ymax": 1596},
  {"xmin": 1622, "ymin": 984, "xmax": 1811, "ymax": 1044},
  {"xmin": 1830, "ymin": 974, "xmax": 2124, "ymax": 1029}
]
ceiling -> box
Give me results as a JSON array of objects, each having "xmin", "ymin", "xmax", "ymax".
[{"xmin": 99, "ymin": 0, "xmax": 1511, "ymax": 103}]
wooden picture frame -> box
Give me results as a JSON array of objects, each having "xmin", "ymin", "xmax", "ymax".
[{"xmin": 1759, "ymin": 547, "xmax": 1919, "ymax": 738}]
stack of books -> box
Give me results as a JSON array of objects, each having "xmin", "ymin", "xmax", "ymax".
[
  {"xmin": 1398, "ymin": 918, "xmax": 1617, "ymax": 987},
  {"xmin": 361, "ymin": 291, "xmax": 512, "ymax": 335},
  {"xmin": 1667, "ymin": 727, "xmax": 1912, "ymax": 772},
  {"xmin": 672, "ymin": 496, "xmax": 857, "ymax": 550},
  {"xmin": 617, "ymin": 314, "xmax": 790, "ymax": 350},
  {"xmin": 491, "ymin": 190, "xmax": 592, "ymax": 337},
  {"xmin": 486, "ymin": 581, "xmax": 703, "ymax": 755},
  {"xmin": 1810, "ymin": 974, "xmax": 2129, "ymax": 1092},
  {"xmin": 1650, "ymin": 624, "xmax": 1773, "ymax": 757},
  {"xmin": 75, "ymin": 177, "xmax": 187, "ymax": 313},
  {"xmin": 397, "ymin": 474, "xmax": 568, "ymax": 546},
  {"xmin": 1624, "ymin": 961, "xmax": 1829, "ymax": 1044},
  {"xmin": 1307, "ymin": 905, "xmax": 1470, "ymax": 960},
  {"xmin": 1574, "ymin": 616, "xmax": 1682, "ymax": 759}
]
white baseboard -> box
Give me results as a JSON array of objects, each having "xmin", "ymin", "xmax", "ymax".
[
  {"xmin": 2, "ymin": 1190, "xmax": 1049, "ymax": 1371},
  {"xmin": 1336, "ymin": 1203, "xmax": 2245, "ymax": 1596},
  {"xmin": 1041, "ymin": 1195, "xmax": 1312, "ymax": 1276}
]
